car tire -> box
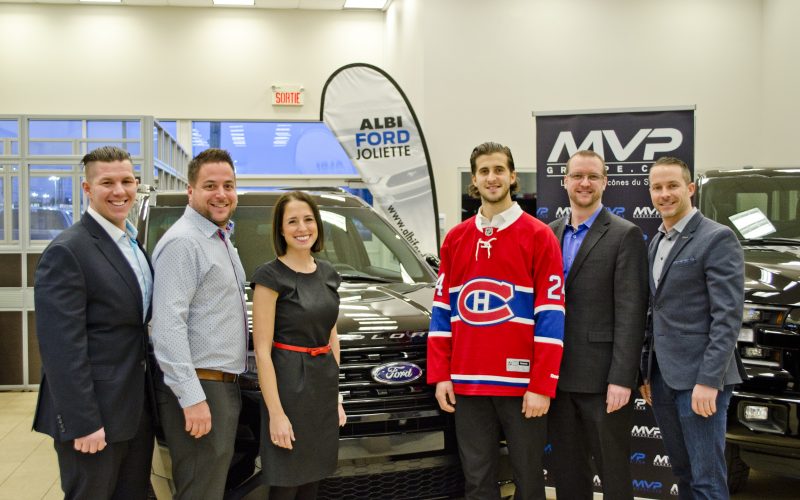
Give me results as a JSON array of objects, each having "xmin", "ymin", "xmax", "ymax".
[{"xmin": 725, "ymin": 442, "xmax": 750, "ymax": 494}]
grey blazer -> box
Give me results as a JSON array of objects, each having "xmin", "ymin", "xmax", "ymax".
[
  {"xmin": 647, "ymin": 210, "xmax": 745, "ymax": 391},
  {"xmin": 550, "ymin": 208, "xmax": 648, "ymax": 393}
]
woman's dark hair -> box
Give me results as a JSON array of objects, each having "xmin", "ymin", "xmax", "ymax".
[{"xmin": 272, "ymin": 191, "xmax": 325, "ymax": 256}]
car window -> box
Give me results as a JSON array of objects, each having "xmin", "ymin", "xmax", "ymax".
[
  {"xmin": 701, "ymin": 176, "xmax": 800, "ymax": 240},
  {"xmin": 145, "ymin": 204, "xmax": 433, "ymax": 284}
]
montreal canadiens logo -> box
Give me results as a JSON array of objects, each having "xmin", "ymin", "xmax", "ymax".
[
  {"xmin": 371, "ymin": 362, "xmax": 423, "ymax": 385},
  {"xmin": 457, "ymin": 278, "xmax": 515, "ymax": 326}
]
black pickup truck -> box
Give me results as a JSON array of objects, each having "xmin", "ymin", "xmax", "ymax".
[
  {"xmin": 695, "ymin": 168, "xmax": 800, "ymax": 492},
  {"xmin": 137, "ymin": 189, "xmax": 470, "ymax": 499}
]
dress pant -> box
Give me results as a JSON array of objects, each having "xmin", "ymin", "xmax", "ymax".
[
  {"xmin": 54, "ymin": 400, "xmax": 153, "ymax": 500},
  {"xmin": 156, "ymin": 378, "xmax": 241, "ymax": 500},
  {"xmin": 650, "ymin": 364, "xmax": 733, "ymax": 500},
  {"xmin": 548, "ymin": 389, "xmax": 634, "ymax": 500},
  {"xmin": 454, "ymin": 395, "xmax": 547, "ymax": 500}
]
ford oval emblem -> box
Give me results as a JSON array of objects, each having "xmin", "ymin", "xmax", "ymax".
[{"xmin": 371, "ymin": 362, "xmax": 423, "ymax": 385}]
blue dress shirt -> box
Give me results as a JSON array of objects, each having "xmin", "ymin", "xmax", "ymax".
[{"xmin": 561, "ymin": 205, "xmax": 603, "ymax": 277}]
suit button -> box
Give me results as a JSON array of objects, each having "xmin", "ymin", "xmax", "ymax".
[{"xmin": 140, "ymin": 360, "xmax": 146, "ymax": 367}]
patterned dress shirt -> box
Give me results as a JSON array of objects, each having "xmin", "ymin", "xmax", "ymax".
[{"xmin": 151, "ymin": 205, "xmax": 248, "ymax": 408}]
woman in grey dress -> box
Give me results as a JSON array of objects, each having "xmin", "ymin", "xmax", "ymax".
[{"xmin": 251, "ymin": 191, "xmax": 346, "ymax": 500}]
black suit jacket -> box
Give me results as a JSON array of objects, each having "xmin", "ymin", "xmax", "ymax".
[
  {"xmin": 33, "ymin": 212, "xmax": 152, "ymax": 443},
  {"xmin": 549, "ymin": 209, "xmax": 648, "ymax": 392}
]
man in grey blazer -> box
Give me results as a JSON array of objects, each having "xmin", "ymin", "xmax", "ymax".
[
  {"xmin": 548, "ymin": 150, "xmax": 648, "ymax": 499},
  {"xmin": 640, "ymin": 157, "xmax": 745, "ymax": 499}
]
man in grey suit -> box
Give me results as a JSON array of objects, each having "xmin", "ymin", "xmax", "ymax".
[
  {"xmin": 548, "ymin": 150, "xmax": 648, "ymax": 499},
  {"xmin": 640, "ymin": 157, "xmax": 745, "ymax": 499}
]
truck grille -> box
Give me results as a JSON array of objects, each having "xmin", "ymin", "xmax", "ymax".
[{"xmin": 339, "ymin": 342, "xmax": 444, "ymax": 437}]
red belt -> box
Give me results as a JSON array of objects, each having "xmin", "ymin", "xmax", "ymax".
[{"xmin": 273, "ymin": 342, "xmax": 331, "ymax": 356}]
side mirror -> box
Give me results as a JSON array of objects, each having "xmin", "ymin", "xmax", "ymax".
[{"xmin": 423, "ymin": 253, "xmax": 440, "ymax": 273}]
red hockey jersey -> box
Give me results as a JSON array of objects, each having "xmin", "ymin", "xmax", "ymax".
[{"xmin": 427, "ymin": 205, "xmax": 565, "ymax": 397}]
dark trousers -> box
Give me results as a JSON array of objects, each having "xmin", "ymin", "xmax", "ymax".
[
  {"xmin": 548, "ymin": 389, "xmax": 634, "ymax": 500},
  {"xmin": 156, "ymin": 378, "xmax": 241, "ymax": 500},
  {"xmin": 54, "ymin": 401, "xmax": 153, "ymax": 500},
  {"xmin": 454, "ymin": 395, "xmax": 547, "ymax": 500}
]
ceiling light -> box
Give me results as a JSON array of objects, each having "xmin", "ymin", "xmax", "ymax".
[
  {"xmin": 344, "ymin": 0, "xmax": 389, "ymax": 10},
  {"xmin": 213, "ymin": 0, "xmax": 255, "ymax": 6},
  {"xmin": 79, "ymin": 0, "xmax": 122, "ymax": 3}
]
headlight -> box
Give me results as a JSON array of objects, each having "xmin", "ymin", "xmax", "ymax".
[{"xmin": 742, "ymin": 305, "xmax": 763, "ymax": 323}]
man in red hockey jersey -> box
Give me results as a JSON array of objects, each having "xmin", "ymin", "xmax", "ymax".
[{"xmin": 427, "ymin": 141, "xmax": 565, "ymax": 500}]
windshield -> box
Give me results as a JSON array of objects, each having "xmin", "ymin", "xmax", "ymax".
[
  {"xmin": 145, "ymin": 205, "xmax": 435, "ymax": 284},
  {"xmin": 700, "ymin": 175, "xmax": 800, "ymax": 241}
]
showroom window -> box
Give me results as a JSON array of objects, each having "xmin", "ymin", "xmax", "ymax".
[
  {"xmin": 28, "ymin": 176, "xmax": 74, "ymax": 241},
  {"xmin": 0, "ymin": 120, "xmax": 19, "ymax": 155},
  {"xmin": 191, "ymin": 121, "xmax": 358, "ymax": 176},
  {"xmin": 158, "ymin": 120, "xmax": 178, "ymax": 139}
]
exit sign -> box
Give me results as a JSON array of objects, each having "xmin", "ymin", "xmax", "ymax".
[{"xmin": 272, "ymin": 85, "xmax": 304, "ymax": 106}]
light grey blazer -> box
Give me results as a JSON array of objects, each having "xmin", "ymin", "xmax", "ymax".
[{"xmin": 647, "ymin": 210, "xmax": 745, "ymax": 391}]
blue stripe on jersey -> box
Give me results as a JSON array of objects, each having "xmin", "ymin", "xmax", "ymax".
[
  {"xmin": 429, "ymin": 305, "xmax": 452, "ymax": 333},
  {"xmin": 449, "ymin": 282, "xmax": 534, "ymax": 326},
  {"xmin": 533, "ymin": 309, "xmax": 565, "ymax": 341}
]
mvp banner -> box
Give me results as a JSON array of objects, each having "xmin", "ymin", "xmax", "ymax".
[{"xmin": 535, "ymin": 107, "xmax": 695, "ymax": 241}]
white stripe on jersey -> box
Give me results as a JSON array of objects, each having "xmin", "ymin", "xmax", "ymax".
[
  {"xmin": 535, "ymin": 304, "xmax": 565, "ymax": 314},
  {"xmin": 428, "ymin": 331, "xmax": 452, "ymax": 338},
  {"xmin": 451, "ymin": 283, "xmax": 533, "ymax": 293},
  {"xmin": 432, "ymin": 300, "xmax": 451, "ymax": 311},
  {"xmin": 534, "ymin": 336, "xmax": 564, "ymax": 347},
  {"xmin": 509, "ymin": 317, "xmax": 534, "ymax": 326}
]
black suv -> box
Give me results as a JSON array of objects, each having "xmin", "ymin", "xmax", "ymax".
[
  {"xmin": 695, "ymin": 168, "xmax": 800, "ymax": 492},
  {"xmin": 137, "ymin": 189, "xmax": 466, "ymax": 499}
]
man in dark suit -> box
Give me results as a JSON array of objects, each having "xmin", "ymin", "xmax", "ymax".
[
  {"xmin": 640, "ymin": 157, "xmax": 745, "ymax": 499},
  {"xmin": 33, "ymin": 146, "xmax": 154, "ymax": 499},
  {"xmin": 548, "ymin": 150, "xmax": 648, "ymax": 499}
]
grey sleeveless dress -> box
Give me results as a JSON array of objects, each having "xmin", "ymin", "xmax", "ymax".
[{"xmin": 250, "ymin": 258, "xmax": 341, "ymax": 486}]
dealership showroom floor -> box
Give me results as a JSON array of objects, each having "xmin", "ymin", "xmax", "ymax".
[{"xmin": 0, "ymin": 392, "xmax": 797, "ymax": 499}]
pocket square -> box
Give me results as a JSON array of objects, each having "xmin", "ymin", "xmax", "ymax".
[{"xmin": 673, "ymin": 257, "xmax": 696, "ymax": 266}]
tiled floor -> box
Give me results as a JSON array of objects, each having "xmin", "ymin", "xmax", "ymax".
[
  {"xmin": 2, "ymin": 390, "xmax": 800, "ymax": 499},
  {"xmin": 0, "ymin": 392, "xmax": 60, "ymax": 500}
]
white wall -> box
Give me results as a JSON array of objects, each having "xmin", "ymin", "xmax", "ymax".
[
  {"xmin": 761, "ymin": 0, "xmax": 800, "ymax": 166},
  {"xmin": 397, "ymin": 0, "xmax": 766, "ymax": 225},
  {"xmin": 0, "ymin": 4, "xmax": 384, "ymax": 118},
  {"xmin": 383, "ymin": 0, "xmax": 424, "ymax": 120},
  {"xmin": 1, "ymin": 0, "xmax": 797, "ymax": 231}
]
